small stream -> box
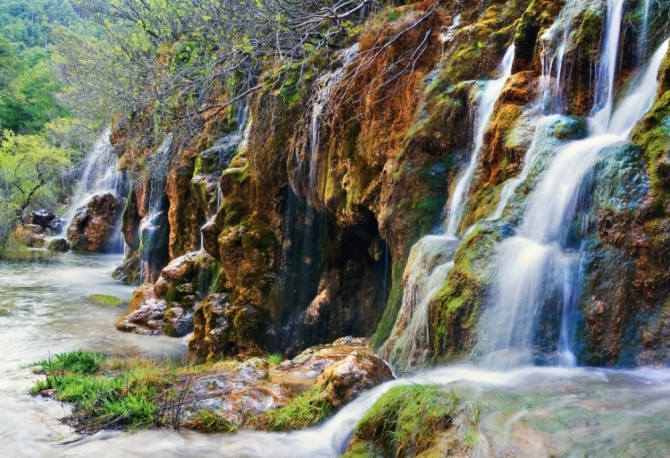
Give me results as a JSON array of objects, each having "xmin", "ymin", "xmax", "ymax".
[{"xmin": 2, "ymin": 255, "xmax": 670, "ymax": 457}]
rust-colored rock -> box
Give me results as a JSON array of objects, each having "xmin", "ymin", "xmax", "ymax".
[
  {"xmin": 67, "ymin": 193, "xmax": 120, "ymax": 252},
  {"xmin": 316, "ymin": 351, "xmax": 394, "ymax": 407}
]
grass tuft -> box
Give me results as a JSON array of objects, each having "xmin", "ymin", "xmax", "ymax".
[
  {"xmin": 251, "ymin": 386, "xmax": 330, "ymax": 431},
  {"xmin": 33, "ymin": 351, "xmax": 102, "ymax": 374},
  {"xmin": 267, "ymin": 353, "xmax": 283, "ymax": 366}
]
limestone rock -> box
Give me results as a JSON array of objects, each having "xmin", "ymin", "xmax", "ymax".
[
  {"xmin": 270, "ymin": 337, "xmax": 374, "ymax": 389},
  {"xmin": 67, "ymin": 193, "xmax": 120, "ymax": 252},
  {"xmin": 116, "ymin": 284, "xmax": 166, "ymax": 335},
  {"xmin": 181, "ymin": 358, "xmax": 292, "ymax": 428},
  {"xmin": 316, "ymin": 351, "xmax": 394, "ymax": 407}
]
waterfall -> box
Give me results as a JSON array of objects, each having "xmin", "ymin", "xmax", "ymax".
[
  {"xmin": 639, "ymin": 0, "xmax": 652, "ymax": 60},
  {"xmin": 474, "ymin": 38, "xmax": 670, "ymax": 369},
  {"xmin": 381, "ymin": 46, "xmax": 515, "ymax": 372},
  {"xmin": 538, "ymin": 0, "xmax": 588, "ymax": 113},
  {"xmin": 64, "ymin": 128, "xmax": 120, "ymax": 229},
  {"xmin": 592, "ymin": 0, "xmax": 626, "ymax": 130},
  {"xmin": 489, "ymin": 116, "xmax": 561, "ymax": 220},
  {"xmin": 445, "ymin": 45, "xmax": 515, "ymax": 238}
]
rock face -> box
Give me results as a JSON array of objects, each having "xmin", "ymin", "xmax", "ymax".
[
  {"xmin": 316, "ymin": 351, "xmax": 393, "ymax": 407},
  {"xmin": 67, "ymin": 193, "xmax": 120, "ymax": 252},
  {"xmin": 109, "ymin": 0, "xmax": 670, "ymax": 367},
  {"xmin": 270, "ymin": 337, "xmax": 381, "ymax": 389},
  {"xmin": 14, "ymin": 224, "xmax": 45, "ymax": 247}
]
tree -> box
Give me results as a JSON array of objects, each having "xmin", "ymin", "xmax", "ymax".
[{"xmin": 0, "ymin": 129, "xmax": 71, "ymax": 218}]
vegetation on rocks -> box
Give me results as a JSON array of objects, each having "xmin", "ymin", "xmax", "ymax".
[{"xmin": 343, "ymin": 384, "xmax": 481, "ymax": 458}]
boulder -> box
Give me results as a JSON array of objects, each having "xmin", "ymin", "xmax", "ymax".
[
  {"xmin": 30, "ymin": 210, "xmax": 64, "ymax": 233},
  {"xmin": 316, "ymin": 351, "xmax": 394, "ymax": 407},
  {"xmin": 270, "ymin": 337, "xmax": 376, "ymax": 389},
  {"xmin": 67, "ymin": 193, "xmax": 120, "ymax": 252},
  {"xmin": 116, "ymin": 284, "xmax": 166, "ymax": 335},
  {"xmin": 45, "ymin": 237, "xmax": 69, "ymax": 252},
  {"xmin": 181, "ymin": 359, "xmax": 292, "ymax": 429}
]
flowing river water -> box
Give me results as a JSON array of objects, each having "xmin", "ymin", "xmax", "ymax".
[{"xmin": 2, "ymin": 255, "xmax": 670, "ymax": 457}]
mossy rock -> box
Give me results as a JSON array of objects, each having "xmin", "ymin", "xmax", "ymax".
[{"xmin": 344, "ymin": 384, "xmax": 480, "ymax": 458}]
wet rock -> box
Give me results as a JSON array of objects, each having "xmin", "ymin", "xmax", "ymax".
[
  {"xmin": 270, "ymin": 337, "xmax": 375, "ymax": 389},
  {"xmin": 112, "ymin": 253, "xmax": 141, "ymax": 285},
  {"xmin": 116, "ymin": 284, "xmax": 166, "ymax": 335},
  {"xmin": 181, "ymin": 358, "xmax": 292, "ymax": 428},
  {"xmin": 316, "ymin": 351, "xmax": 394, "ymax": 407},
  {"xmin": 30, "ymin": 210, "xmax": 64, "ymax": 233},
  {"xmin": 163, "ymin": 306, "xmax": 194, "ymax": 337},
  {"xmin": 45, "ymin": 237, "xmax": 69, "ymax": 252},
  {"xmin": 67, "ymin": 193, "xmax": 120, "ymax": 252}
]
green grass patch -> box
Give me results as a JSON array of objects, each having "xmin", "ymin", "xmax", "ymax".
[
  {"xmin": 89, "ymin": 294, "xmax": 124, "ymax": 306},
  {"xmin": 251, "ymin": 386, "xmax": 330, "ymax": 431},
  {"xmin": 267, "ymin": 353, "xmax": 283, "ymax": 366},
  {"xmin": 33, "ymin": 351, "xmax": 102, "ymax": 374}
]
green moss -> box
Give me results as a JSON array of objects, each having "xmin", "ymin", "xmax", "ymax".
[
  {"xmin": 350, "ymin": 385, "xmax": 459, "ymax": 457},
  {"xmin": 431, "ymin": 221, "xmax": 509, "ymax": 360},
  {"xmin": 89, "ymin": 294, "xmax": 124, "ymax": 306},
  {"xmin": 633, "ymin": 90, "xmax": 670, "ymax": 200}
]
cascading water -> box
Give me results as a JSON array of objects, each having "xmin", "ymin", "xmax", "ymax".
[
  {"xmin": 63, "ymin": 128, "xmax": 124, "ymax": 252},
  {"xmin": 64, "ymin": 129, "xmax": 120, "ymax": 228},
  {"xmin": 639, "ymin": 0, "xmax": 652, "ymax": 60},
  {"xmin": 474, "ymin": 37, "xmax": 670, "ymax": 369},
  {"xmin": 445, "ymin": 45, "xmax": 515, "ymax": 238},
  {"xmin": 381, "ymin": 45, "xmax": 515, "ymax": 372},
  {"xmin": 538, "ymin": 0, "xmax": 588, "ymax": 113},
  {"xmin": 592, "ymin": 0, "xmax": 626, "ymax": 130},
  {"xmin": 138, "ymin": 134, "xmax": 173, "ymax": 284}
]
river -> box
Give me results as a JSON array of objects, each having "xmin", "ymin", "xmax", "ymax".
[{"xmin": 2, "ymin": 254, "xmax": 670, "ymax": 457}]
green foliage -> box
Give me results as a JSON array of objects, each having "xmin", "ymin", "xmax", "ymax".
[
  {"xmin": 30, "ymin": 351, "xmax": 183, "ymax": 432},
  {"xmin": 267, "ymin": 353, "xmax": 283, "ymax": 366},
  {"xmin": 253, "ymin": 386, "xmax": 330, "ymax": 431},
  {"xmin": 89, "ymin": 294, "xmax": 125, "ymax": 306},
  {"xmin": 0, "ymin": 129, "xmax": 72, "ymax": 220},
  {"xmin": 33, "ymin": 350, "xmax": 102, "ymax": 374}
]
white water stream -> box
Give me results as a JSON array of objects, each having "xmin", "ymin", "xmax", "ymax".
[
  {"xmin": 64, "ymin": 129, "xmax": 121, "ymax": 230},
  {"xmin": 475, "ymin": 37, "xmax": 670, "ymax": 369},
  {"xmin": 0, "ymin": 254, "xmax": 668, "ymax": 458},
  {"xmin": 445, "ymin": 45, "xmax": 515, "ymax": 238}
]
